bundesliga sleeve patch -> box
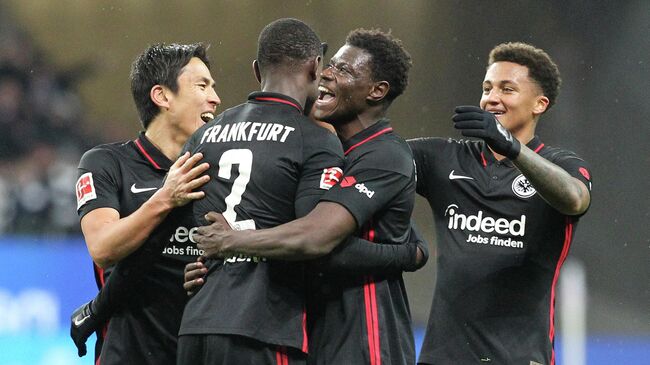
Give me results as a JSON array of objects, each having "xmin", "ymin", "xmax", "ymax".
[
  {"xmin": 76, "ymin": 172, "xmax": 97, "ymax": 210},
  {"xmin": 319, "ymin": 167, "xmax": 343, "ymax": 190}
]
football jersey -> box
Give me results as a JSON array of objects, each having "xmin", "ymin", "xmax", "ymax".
[
  {"xmin": 178, "ymin": 92, "xmax": 345, "ymax": 352},
  {"xmin": 408, "ymin": 136, "xmax": 593, "ymax": 365},
  {"xmin": 76, "ymin": 133, "xmax": 200, "ymax": 365},
  {"xmin": 309, "ymin": 119, "xmax": 417, "ymax": 365}
]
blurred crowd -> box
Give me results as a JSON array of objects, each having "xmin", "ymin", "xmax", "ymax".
[{"xmin": 0, "ymin": 18, "xmax": 100, "ymax": 235}]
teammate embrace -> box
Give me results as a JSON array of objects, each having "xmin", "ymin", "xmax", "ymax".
[{"xmin": 71, "ymin": 18, "xmax": 591, "ymax": 365}]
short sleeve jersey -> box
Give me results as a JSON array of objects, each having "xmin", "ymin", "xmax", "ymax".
[
  {"xmin": 178, "ymin": 92, "xmax": 345, "ymax": 352},
  {"xmin": 408, "ymin": 136, "xmax": 593, "ymax": 365},
  {"xmin": 75, "ymin": 133, "xmax": 200, "ymax": 365},
  {"xmin": 309, "ymin": 120, "xmax": 417, "ymax": 365}
]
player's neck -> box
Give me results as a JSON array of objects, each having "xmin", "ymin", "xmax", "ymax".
[
  {"xmin": 512, "ymin": 123, "xmax": 535, "ymax": 147},
  {"xmin": 335, "ymin": 108, "xmax": 386, "ymax": 141},
  {"xmin": 144, "ymin": 122, "xmax": 184, "ymax": 161},
  {"xmin": 260, "ymin": 75, "xmax": 310, "ymax": 111}
]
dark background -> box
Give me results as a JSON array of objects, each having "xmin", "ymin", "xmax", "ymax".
[{"xmin": 1, "ymin": 0, "xmax": 647, "ymax": 337}]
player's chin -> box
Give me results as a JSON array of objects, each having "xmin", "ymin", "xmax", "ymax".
[{"xmin": 313, "ymin": 101, "xmax": 335, "ymax": 121}]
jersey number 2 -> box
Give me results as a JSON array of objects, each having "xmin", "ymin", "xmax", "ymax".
[{"xmin": 218, "ymin": 149, "xmax": 256, "ymax": 230}]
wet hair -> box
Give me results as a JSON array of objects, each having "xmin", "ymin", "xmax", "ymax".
[
  {"xmin": 488, "ymin": 42, "xmax": 561, "ymax": 109},
  {"xmin": 345, "ymin": 28, "xmax": 412, "ymax": 104},
  {"xmin": 257, "ymin": 18, "xmax": 323, "ymax": 72},
  {"xmin": 130, "ymin": 43, "xmax": 210, "ymax": 129}
]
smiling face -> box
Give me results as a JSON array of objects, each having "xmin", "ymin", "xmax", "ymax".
[
  {"xmin": 480, "ymin": 61, "xmax": 549, "ymax": 138},
  {"xmin": 312, "ymin": 45, "xmax": 375, "ymax": 124},
  {"xmin": 165, "ymin": 57, "xmax": 221, "ymax": 139}
]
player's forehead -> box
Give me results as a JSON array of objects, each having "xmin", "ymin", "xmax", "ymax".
[
  {"xmin": 331, "ymin": 45, "xmax": 372, "ymax": 73},
  {"xmin": 483, "ymin": 61, "xmax": 532, "ymax": 85},
  {"xmin": 178, "ymin": 57, "xmax": 215, "ymax": 85}
]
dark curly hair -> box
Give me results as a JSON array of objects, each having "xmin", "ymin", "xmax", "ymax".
[
  {"xmin": 345, "ymin": 28, "xmax": 412, "ymax": 104},
  {"xmin": 488, "ymin": 42, "xmax": 561, "ymax": 109},
  {"xmin": 257, "ymin": 18, "xmax": 322, "ymax": 72},
  {"xmin": 130, "ymin": 43, "xmax": 210, "ymax": 129}
]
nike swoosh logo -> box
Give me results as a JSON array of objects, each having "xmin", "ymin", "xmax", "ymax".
[
  {"xmin": 449, "ymin": 170, "xmax": 474, "ymax": 181},
  {"xmin": 73, "ymin": 313, "xmax": 90, "ymax": 327},
  {"xmin": 131, "ymin": 184, "xmax": 158, "ymax": 194}
]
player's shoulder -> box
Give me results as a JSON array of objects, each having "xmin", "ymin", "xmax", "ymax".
[
  {"xmin": 539, "ymin": 143, "xmax": 586, "ymax": 164},
  {"xmin": 352, "ymin": 132, "xmax": 414, "ymax": 176},
  {"xmin": 79, "ymin": 141, "xmax": 130, "ymax": 168},
  {"xmin": 407, "ymin": 136, "xmax": 481, "ymax": 157},
  {"xmin": 295, "ymin": 117, "xmax": 342, "ymax": 148}
]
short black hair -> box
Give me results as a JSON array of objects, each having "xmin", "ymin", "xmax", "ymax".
[
  {"xmin": 345, "ymin": 28, "xmax": 412, "ymax": 104},
  {"xmin": 488, "ymin": 42, "xmax": 562, "ymax": 109},
  {"xmin": 257, "ymin": 18, "xmax": 322, "ymax": 72},
  {"xmin": 130, "ymin": 43, "xmax": 210, "ymax": 129}
]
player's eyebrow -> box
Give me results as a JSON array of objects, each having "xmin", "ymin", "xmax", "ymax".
[
  {"xmin": 198, "ymin": 76, "xmax": 215, "ymax": 86},
  {"xmin": 483, "ymin": 79, "xmax": 521, "ymax": 88}
]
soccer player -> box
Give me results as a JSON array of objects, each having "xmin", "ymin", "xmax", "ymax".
[
  {"xmin": 408, "ymin": 42, "xmax": 593, "ymax": 364},
  {"xmin": 175, "ymin": 18, "xmax": 345, "ymax": 364},
  {"xmin": 71, "ymin": 43, "xmax": 219, "ymax": 364},
  {"xmin": 191, "ymin": 29, "xmax": 418, "ymax": 365}
]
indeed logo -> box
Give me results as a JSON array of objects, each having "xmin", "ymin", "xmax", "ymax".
[
  {"xmin": 169, "ymin": 226, "xmax": 198, "ymax": 243},
  {"xmin": 355, "ymin": 183, "xmax": 375, "ymax": 198},
  {"xmin": 444, "ymin": 204, "xmax": 526, "ymax": 237}
]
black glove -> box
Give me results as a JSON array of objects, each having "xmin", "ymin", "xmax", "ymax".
[
  {"xmin": 452, "ymin": 105, "xmax": 521, "ymax": 159},
  {"xmin": 70, "ymin": 299, "xmax": 101, "ymax": 357}
]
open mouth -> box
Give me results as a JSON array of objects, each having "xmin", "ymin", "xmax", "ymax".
[
  {"xmin": 489, "ymin": 110, "xmax": 505, "ymax": 121},
  {"xmin": 200, "ymin": 112, "xmax": 215, "ymax": 123},
  {"xmin": 317, "ymin": 86, "xmax": 336, "ymax": 104}
]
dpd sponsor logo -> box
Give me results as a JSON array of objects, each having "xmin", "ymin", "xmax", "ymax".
[{"xmin": 355, "ymin": 183, "xmax": 375, "ymax": 198}]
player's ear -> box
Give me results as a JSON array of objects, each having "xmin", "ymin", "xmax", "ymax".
[
  {"xmin": 252, "ymin": 60, "xmax": 261, "ymax": 84},
  {"xmin": 367, "ymin": 81, "xmax": 389, "ymax": 103},
  {"xmin": 150, "ymin": 85, "xmax": 170, "ymax": 109},
  {"xmin": 533, "ymin": 95, "xmax": 549, "ymax": 116},
  {"xmin": 309, "ymin": 55, "xmax": 322, "ymax": 82}
]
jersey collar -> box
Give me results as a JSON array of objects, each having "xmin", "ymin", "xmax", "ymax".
[
  {"xmin": 480, "ymin": 135, "xmax": 545, "ymax": 167},
  {"xmin": 133, "ymin": 132, "xmax": 173, "ymax": 171},
  {"xmin": 341, "ymin": 119, "xmax": 393, "ymax": 156},
  {"xmin": 248, "ymin": 91, "xmax": 303, "ymax": 114}
]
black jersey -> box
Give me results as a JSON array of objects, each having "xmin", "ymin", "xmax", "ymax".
[
  {"xmin": 408, "ymin": 136, "xmax": 593, "ymax": 365},
  {"xmin": 309, "ymin": 120, "xmax": 416, "ymax": 365},
  {"xmin": 178, "ymin": 92, "xmax": 345, "ymax": 352},
  {"xmin": 75, "ymin": 133, "xmax": 199, "ymax": 365}
]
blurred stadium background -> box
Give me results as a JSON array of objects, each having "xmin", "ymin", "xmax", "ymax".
[{"xmin": 0, "ymin": 1, "xmax": 648, "ymax": 364}]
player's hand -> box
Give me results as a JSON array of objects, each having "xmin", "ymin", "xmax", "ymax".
[
  {"xmin": 195, "ymin": 211, "xmax": 233, "ymax": 259},
  {"xmin": 452, "ymin": 106, "xmax": 521, "ymax": 159},
  {"xmin": 70, "ymin": 299, "xmax": 101, "ymax": 357},
  {"xmin": 160, "ymin": 152, "xmax": 211, "ymax": 207},
  {"xmin": 184, "ymin": 256, "xmax": 208, "ymax": 296}
]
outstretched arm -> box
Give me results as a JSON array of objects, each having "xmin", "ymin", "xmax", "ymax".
[
  {"xmin": 512, "ymin": 146, "xmax": 589, "ymax": 215},
  {"xmin": 82, "ymin": 152, "xmax": 209, "ymax": 268},
  {"xmin": 453, "ymin": 106, "xmax": 590, "ymax": 215}
]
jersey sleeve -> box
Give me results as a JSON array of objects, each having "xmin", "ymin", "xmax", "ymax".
[
  {"xmin": 76, "ymin": 147, "xmax": 122, "ymax": 219},
  {"xmin": 294, "ymin": 126, "xmax": 345, "ymax": 217},
  {"xmin": 407, "ymin": 137, "xmax": 444, "ymax": 199},
  {"xmin": 320, "ymin": 142, "xmax": 414, "ymax": 228},
  {"xmin": 314, "ymin": 220, "xmax": 428, "ymax": 274},
  {"xmin": 548, "ymin": 149, "xmax": 593, "ymax": 196}
]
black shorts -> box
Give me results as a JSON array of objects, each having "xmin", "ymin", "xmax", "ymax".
[{"xmin": 177, "ymin": 334, "xmax": 307, "ymax": 365}]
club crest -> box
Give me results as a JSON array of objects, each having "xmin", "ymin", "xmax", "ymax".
[{"xmin": 512, "ymin": 174, "xmax": 536, "ymax": 198}]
